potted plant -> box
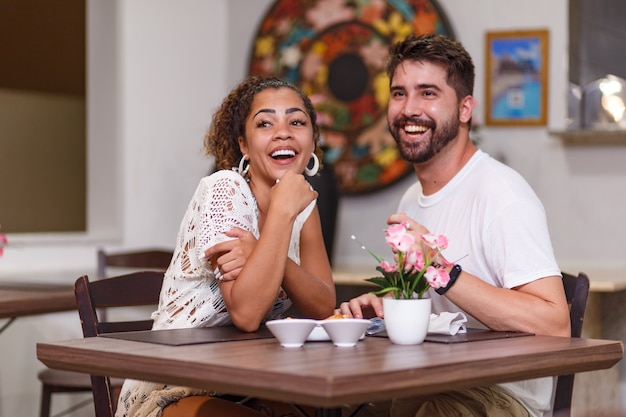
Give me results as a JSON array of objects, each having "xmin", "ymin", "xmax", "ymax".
[{"xmin": 352, "ymin": 222, "xmax": 452, "ymax": 344}]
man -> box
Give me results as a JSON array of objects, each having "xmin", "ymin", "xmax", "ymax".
[{"xmin": 340, "ymin": 33, "xmax": 570, "ymax": 417}]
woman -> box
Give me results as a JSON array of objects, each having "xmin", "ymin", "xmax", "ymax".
[{"xmin": 116, "ymin": 76, "xmax": 336, "ymax": 417}]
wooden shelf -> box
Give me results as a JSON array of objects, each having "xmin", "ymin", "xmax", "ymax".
[{"xmin": 550, "ymin": 129, "xmax": 626, "ymax": 145}]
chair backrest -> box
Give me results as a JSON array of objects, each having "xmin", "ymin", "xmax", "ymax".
[
  {"xmin": 553, "ymin": 271, "xmax": 590, "ymax": 417},
  {"xmin": 96, "ymin": 248, "xmax": 172, "ymax": 322},
  {"xmin": 97, "ymin": 248, "xmax": 173, "ymax": 279},
  {"xmin": 74, "ymin": 272, "xmax": 165, "ymax": 417}
]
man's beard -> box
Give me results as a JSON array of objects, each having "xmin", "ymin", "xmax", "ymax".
[{"xmin": 389, "ymin": 111, "xmax": 460, "ymax": 164}]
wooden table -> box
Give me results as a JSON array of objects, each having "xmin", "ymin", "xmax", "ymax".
[
  {"xmin": 0, "ymin": 281, "xmax": 76, "ymax": 335},
  {"xmin": 0, "ymin": 281, "xmax": 76, "ymax": 319},
  {"xmin": 37, "ymin": 331, "xmax": 623, "ymax": 416},
  {"xmin": 0, "ymin": 281, "xmax": 77, "ymax": 416}
]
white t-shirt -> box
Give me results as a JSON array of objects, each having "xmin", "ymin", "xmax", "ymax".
[{"xmin": 397, "ymin": 150, "xmax": 561, "ymax": 417}]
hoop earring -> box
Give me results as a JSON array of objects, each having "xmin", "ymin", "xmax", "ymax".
[
  {"xmin": 237, "ymin": 155, "xmax": 250, "ymax": 177},
  {"xmin": 304, "ymin": 153, "xmax": 319, "ymax": 177}
]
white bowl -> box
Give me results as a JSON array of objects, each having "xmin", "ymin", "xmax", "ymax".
[
  {"xmin": 320, "ymin": 318, "xmax": 371, "ymax": 347},
  {"xmin": 266, "ymin": 319, "xmax": 318, "ymax": 348},
  {"xmin": 307, "ymin": 324, "xmax": 331, "ymax": 341}
]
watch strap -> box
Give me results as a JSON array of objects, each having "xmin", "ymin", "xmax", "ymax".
[{"xmin": 436, "ymin": 264, "xmax": 462, "ymax": 295}]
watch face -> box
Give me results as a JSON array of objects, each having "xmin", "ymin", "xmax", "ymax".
[{"xmin": 248, "ymin": 0, "xmax": 454, "ymax": 195}]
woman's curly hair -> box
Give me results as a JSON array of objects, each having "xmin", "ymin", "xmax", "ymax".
[{"xmin": 204, "ymin": 75, "xmax": 323, "ymax": 172}]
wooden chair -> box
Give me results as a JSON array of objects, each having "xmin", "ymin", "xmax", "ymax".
[
  {"xmin": 37, "ymin": 248, "xmax": 172, "ymax": 417},
  {"xmin": 553, "ymin": 271, "xmax": 590, "ymax": 417},
  {"xmin": 74, "ymin": 271, "xmax": 165, "ymax": 417},
  {"xmin": 96, "ymin": 248, "xmax": 174, "ymax": 280}
]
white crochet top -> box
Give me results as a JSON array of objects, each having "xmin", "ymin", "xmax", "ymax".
[{"xmin": 115, "ymin": 169, "xmax": 315, "ymax": 417}]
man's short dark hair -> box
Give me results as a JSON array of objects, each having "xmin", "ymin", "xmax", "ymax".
[{"xmin": 386, "ymin": 33, "xmax": 475, "ymax": 100}]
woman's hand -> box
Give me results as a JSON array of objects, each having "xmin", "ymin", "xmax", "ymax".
[
  {"xmin": 271, "ymin": 171, "xmax": 318, "ymax": 219},
  {"xmin": 204, "ymin": 227, "xmax": 257, "ymax": 282}
]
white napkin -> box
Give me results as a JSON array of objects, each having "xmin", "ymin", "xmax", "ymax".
[{"xmin": 428, "ymin": 312, "xmax": 468, "ymax": 335}]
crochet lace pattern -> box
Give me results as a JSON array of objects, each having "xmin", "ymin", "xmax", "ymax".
[
  {"xmin": 116, "ymin": 170, "xmax": 314, "ymax": 417},
  {"xmin": 152, "ymin": 169, "xmax": 312, "ymax": 329}
]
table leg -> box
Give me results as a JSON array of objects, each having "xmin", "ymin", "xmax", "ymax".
[
  {"xmin": 0, "ymin": 317, "xmax": 16, "ymax": 334},
  {"xmin": 316, "ymin": 408, "xmax": 342, "ymax": 417}
]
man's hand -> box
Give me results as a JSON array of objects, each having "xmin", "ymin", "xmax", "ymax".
[
  {"xmin": 339, "ymin": 293, "xmax": 384, "ymax": 319},
  {"xmin": 387, "ymin": 212, "xmax": 429, "ymax": 235}
]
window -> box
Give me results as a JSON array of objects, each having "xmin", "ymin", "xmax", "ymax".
[{"xmin": 0, "ymin": 0, "xmax": 86, "ymax": 233}]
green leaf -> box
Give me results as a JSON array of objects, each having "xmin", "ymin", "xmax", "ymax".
[
  {"xmin": 365, "ymin": 277, "xmax": 392, "ymax": 288},
  {"xmin": 369, "ymin": 287, "xmax": 398, "ymax": 296}
]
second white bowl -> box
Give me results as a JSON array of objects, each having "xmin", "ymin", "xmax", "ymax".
[{"xmin": 320, "ymin": 318, "xmax": 371, "ymax": 347}]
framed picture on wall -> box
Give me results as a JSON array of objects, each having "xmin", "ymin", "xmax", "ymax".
[{"xmin": 485, "ymin": 29, "xmax": 549, "ymax": 126}]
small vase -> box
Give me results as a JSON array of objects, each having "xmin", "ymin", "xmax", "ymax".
[{"xmin": 383, "ymin": 297, "xmax": 431, "ymax": 345}]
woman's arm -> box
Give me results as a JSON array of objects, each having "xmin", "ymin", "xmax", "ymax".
[
  {"xmin": 280, "ymin": 207, "xmax": 335, "ymax": 319},
  {"xmin": 205, "ymin": 172, "xmax": 330, "ymax": 331}
]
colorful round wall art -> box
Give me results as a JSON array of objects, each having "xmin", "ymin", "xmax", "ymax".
[{"xmin": 249, "ymin": 0, "xmax": 454, "ymax": 194}]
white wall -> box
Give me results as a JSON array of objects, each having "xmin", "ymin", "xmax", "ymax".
[
  {"xmin": 2, "ymin": 0, "xmax": 626, "ymax": 416},
  {"xmin": 119, "ymin": 0, "xmax": 229, "ymax": 248}
]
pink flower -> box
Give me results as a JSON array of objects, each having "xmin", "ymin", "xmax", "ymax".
[
  {"xmin": 355, "ymin": 225, "xmax": 452, "ymax": 300},
  {"xmin": 435, "ymin": 255, "xmax": 454, "ymax": 268},
  {"xmin": 421, "ymin": 233, "xmax": 448, "ymax": 250},
  {"xmin": 380, "ymin": 260, "xmax": 397, "ymax": 273},
  {"xmin": 420, "ymin": 233, "xmax": 453, "ymax": 268},
  {"xmin": 424, "ymin": 266, "xmax": 450, "ymax": 290},
  {"xmin": 384, "ymin": 222, "xmax": 415, "ymax": 252},
  {"xmin": 404, "ymin": 248, "xmax": 424, "ymax": 272}
]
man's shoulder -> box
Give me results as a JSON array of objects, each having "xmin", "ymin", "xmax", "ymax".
[{"xmin": 470, "ymin": 152, "xmax": 532, "ymax": 189}]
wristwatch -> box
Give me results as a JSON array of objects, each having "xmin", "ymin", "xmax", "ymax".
[{"xmin": 436, "ymin": 264, "xmax": 462, "ymax": 295}]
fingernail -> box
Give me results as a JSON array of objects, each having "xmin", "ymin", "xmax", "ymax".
[{"xmin": 213, "ymin": 268, "xmax": 223, "ymax": 281}]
